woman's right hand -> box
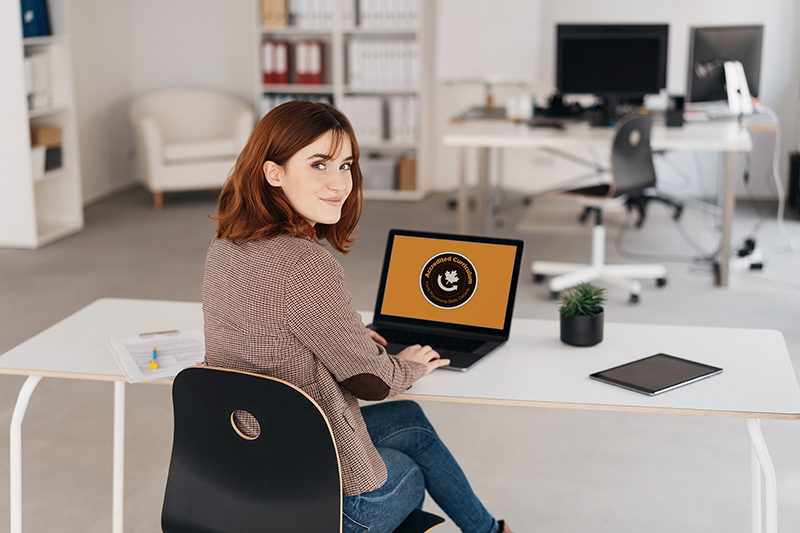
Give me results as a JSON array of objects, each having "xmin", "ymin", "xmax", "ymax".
[{"xmin": 395, "ymin": 344, "xmax": 450, "ymax": 376}]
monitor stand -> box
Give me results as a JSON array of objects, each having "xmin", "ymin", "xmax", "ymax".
[
  {"xmin": 723, "ymin": 60, "xmax": 754, "ymax": 116},
  {"xmin": 589, "ymin": 96, "xmax": 622, "ymax": 127},
  {"xmin": 590, "ymin": 96, "xmax": 646, "ymax": 127}
]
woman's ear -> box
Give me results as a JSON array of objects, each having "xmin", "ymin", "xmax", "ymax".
[{"xmin": 263, "ymin": 161, "xmax": 283, "ymax": 187}]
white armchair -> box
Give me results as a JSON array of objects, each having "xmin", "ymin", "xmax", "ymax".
[{"xmin": 129, "ymin": 88, "xmax": 255, "ymax": 208}]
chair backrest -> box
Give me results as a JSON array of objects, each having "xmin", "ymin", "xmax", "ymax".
[
  {"xmin": 129, "ymin": 88, "xmax": 252, "ymax": 142},
  {"xmin": 162, "ymin": 366, "xmax": 341, "ymax": 533},
  {"xmin": 610, "ymin": 115, "xmax": 656, "ymax": 197}
]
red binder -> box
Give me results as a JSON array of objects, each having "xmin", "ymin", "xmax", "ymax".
[
  {"xmin": 296, "ymin": 40, "xmax": 323, "ymax": 85},
  {"xmin": 262, "ymin": 39, "xmax": 289, "ymax": 84}
]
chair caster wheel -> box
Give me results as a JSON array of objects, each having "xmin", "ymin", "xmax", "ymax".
[
  {"xmin": 656, "ymin": 278, "xmax": 667, "ymax": 287},
  {"xmin": 629, "ymin": 294, "xmax": 640, "ymax": 304},
  {"xmin": 533, "ymin": 274, "xmax": 546, "ymax": 284},
  {"xmin": 550, "ymin": 291, "xmax": 561, "ymax": 300}
]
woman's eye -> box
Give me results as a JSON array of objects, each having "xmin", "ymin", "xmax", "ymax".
[
  {"xmin": 312, "ymin": 162, "xmax": 326, "ymax": 170},
  {"xmin": 340, "ymin": 162, "xmax": 351, "ymax": 171}
]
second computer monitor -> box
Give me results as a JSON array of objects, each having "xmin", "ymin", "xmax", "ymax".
[
  {"xmin": 556, "ymin": 24, "xmax": 669, "ymax": 98},
  {"xmin": 687, "ymin": 25, "xmax": 763, "ymax": 104}
]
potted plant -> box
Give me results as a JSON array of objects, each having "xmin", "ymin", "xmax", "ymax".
[{"xmin": 559, "ymin": 282, "xmax": 607, "ymax": 347}]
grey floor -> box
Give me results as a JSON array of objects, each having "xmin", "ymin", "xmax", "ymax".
[{"xmin": 1, "ymin": 185, "xmax": 800, "ymax": 532}]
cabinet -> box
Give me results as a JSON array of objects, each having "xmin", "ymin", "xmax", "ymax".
[
  {"xmin": 255, "ymin": 0, "xmax": 434, "ymax": 200},
  {"xmin": 0, "ymin": 0, "xmax": 83, "ymax": 248}
]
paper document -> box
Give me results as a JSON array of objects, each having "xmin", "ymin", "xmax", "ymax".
[{"xmin": 109, "ymin": 329, "xmax": 205, "ymax": 382}]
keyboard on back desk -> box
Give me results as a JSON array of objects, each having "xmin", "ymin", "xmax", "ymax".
[{"xmin": 375, "ymin": 329, "xmax": 484, "ymax": 353}]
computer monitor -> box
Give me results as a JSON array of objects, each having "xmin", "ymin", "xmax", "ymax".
[
  {"xmin": 687, "ymin": 25, "xmax": 763, "ymax": 104},
  {"xmin": 556, "ymin": 24, "xmax": 669, "ymax": 124}
]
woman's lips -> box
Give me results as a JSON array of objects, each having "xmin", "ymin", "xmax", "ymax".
[{"xmin": 321, "ymin": 197, "xmax": 343, "ymax": 207}]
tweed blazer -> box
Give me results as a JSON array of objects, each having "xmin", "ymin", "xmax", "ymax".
[{"xmin": 203, "ymin": 233, "xmax": 427, "ymax": 496}]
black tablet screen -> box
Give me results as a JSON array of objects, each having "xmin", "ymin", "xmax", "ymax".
[{"xmin": 590, "ymin": 353, "xmax": 722, "ymax": 395}]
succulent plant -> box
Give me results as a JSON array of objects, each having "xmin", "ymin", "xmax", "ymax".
[{"xmin": 559, "ymin": 282, "xmax": 607, "ymax": 317}]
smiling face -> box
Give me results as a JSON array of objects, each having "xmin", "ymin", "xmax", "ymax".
[{"xmin": 263, "ymin": 131, "xmax": 354, "ymax": 227}]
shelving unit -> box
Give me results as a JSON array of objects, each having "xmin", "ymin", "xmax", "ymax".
[
  {"xmin": 254, "ymin": 0, "xmax": 434, "ymax": 200},
  {"xmin": 0, "ymin": 0, "xmax": 83, "ymax": 248}
]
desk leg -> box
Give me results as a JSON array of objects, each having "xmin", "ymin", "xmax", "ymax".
[
  {"xmin": 747, "ymin": 418, "xmax": 777, "ymax": 533},
  {"xmin": 113, "ymin": 381, "xmax": 126, "ymax": 533},
  {"xmin": 458, "ymin": 147, "xmax": 469, "ymax": 234},
  {"xmin": 10, "ymin": 375, "xmax": 43, "ymax": 533},
  {"xmin": 717, "ymin": 151, "xmax": 738, "ymax": 286},
  {"xmin": 475, "ymin": 147, "xmax": 487, "ymax": 235}
]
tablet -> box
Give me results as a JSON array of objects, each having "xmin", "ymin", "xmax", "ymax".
[{"xmin": 590, "ymin": 353, "xmax": 723, "ymax": 396}]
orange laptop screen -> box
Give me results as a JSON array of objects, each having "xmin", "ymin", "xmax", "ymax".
[{"xmin": 380, "ymin": 235, "xmax": 519, "ymax": 330}]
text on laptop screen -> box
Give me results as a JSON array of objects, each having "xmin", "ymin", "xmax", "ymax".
[{"xmin": 380, "ymin": 236, "xmax": 518, "ymax": 329}]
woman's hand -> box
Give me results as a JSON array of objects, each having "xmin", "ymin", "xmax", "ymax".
[
  {"xmin": 368, "ymin": 330, "xmax": 387, "ymax": 346},
  {"xmin": 396, "ymin": 344, "xmax": 450, "ymax": 376}
]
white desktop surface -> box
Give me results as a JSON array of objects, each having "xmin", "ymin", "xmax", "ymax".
[
  {"xmin": 0, "ymin": 298, "xmax": 202, "ymax": 381},
  {"xmin": 1, "ymin": 298, "xmax": 797, "ymax": 533},
  {"xmin": 1, "ymin": 298, "xmax": 796, "ymax": 419},
  {"xmin": 358, "ymin": 312, "xmax": 800, "ymax": 420},
  {"xmin": 443, "ymin": 118, "xmax": 753, "ymax": 152}
]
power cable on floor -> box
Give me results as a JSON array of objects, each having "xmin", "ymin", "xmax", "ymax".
[{"xmin": 612, "ymin": 205, "xmax": 717, "ymax": 265}]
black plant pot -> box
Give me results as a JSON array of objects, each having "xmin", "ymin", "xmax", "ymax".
[{"xmin": 560, "ymin": 310, "xmax": 604, "ymax": 347}]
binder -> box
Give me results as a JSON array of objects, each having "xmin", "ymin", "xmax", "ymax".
[
  {"xmin": 274, "ymin": 41, "xmax": 289, "ymax": 83},
  {"xmin": 23, "ymin": 56, "xmax": 34, "ymax": 109},
  {"xmin": 21, "ymin": 0, "xmax": 38, "ymax": 38},
  {"xmin": 296, "ymin": 40, "xmax": 323, "ymax": 84},
  {"xmin": 404, "ymin": 95, "xmax": 417, "ymax": 143},
  {"xmin": 262, "ymin": 40, "xmax": 289, "ymax": 84},
  {"xmin": 389, "ymin": 96, "xmax": 403, "ymax": 142},
  {"xmin": 341, "ymin": 0, "xmax": 357, "ymax": 29},
  {"xmin": 347, "ymin": 40, "xmax": 362, "ymax": 88},
  {"xmin": 262, "ymin": 39, "xmax": 275, "ymax": 83},
  {"xmin": 29, "ymin": 51, "xmax": 52, "ymax": 109},
  {"xmin": 288, "ymin": 0, "xmax": 304, "ymax": 27},
  {"xmin": 21, "ymin": 0, "xmax": 50, "ymax": 38}
]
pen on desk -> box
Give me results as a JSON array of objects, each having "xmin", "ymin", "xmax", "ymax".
[
  {"xmin": 150, "ymin": 347, "xmax": 158, "ymax": 370},
  {"xmin": 140, "ymin": 329, "xmax": 180, "ymax": 338}
]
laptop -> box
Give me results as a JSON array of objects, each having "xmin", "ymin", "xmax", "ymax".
[{"xmin": 368, "ymin": 229, "xmax": 524, "ymax": 371}]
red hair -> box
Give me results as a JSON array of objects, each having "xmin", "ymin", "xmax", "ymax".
[{"xmin": 212, "ymin": 100, "xmax": 362, "ymax": 254}]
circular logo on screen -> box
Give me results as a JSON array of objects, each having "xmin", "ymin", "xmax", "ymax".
[{"xmin": 419, "ymin": 252, "xmax": 478, "ymax": 309}]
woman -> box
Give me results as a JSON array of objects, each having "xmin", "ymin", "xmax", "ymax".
[{"xmin": 203, "ymin": 100, "xmax": 513, "ymax": 533}]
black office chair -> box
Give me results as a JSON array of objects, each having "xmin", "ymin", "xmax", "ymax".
[
  {"xmin": 532, "ymin": 115, "xmax": 681, "ymax": 303},
  {"xmin": 162, "ymin": 366, "xmax": 445, "ymax": 533}
]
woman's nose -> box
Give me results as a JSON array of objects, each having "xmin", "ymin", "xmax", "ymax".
[{"xmin": 327, "ymin": 171, "xmax": 349, "ymax": 192}]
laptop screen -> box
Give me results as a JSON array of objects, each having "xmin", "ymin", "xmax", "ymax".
[{"xmin": 377, "ymin": 232, "xmax": 523, "ymax": 331}]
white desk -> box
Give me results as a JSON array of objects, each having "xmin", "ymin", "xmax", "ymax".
[
  {"xmin": 0, "ymin": 298, "xmax": 202, "ymax": 533},
  {"xmin": 3, "ymin": 298, "xmax": 798, "ymax": 533},
  {"xmin": 442, "ymin": 119, "xmax": 754, "ymax": 286}
]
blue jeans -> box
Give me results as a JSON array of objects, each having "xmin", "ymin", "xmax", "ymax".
[{"xmin": 342, "ymin": 400, "xmax": 499, "ymax": 533}]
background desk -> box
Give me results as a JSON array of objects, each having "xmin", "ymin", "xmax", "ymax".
[
  {"xmin": 2, "ymin": 298, "xmax": 798, "ymax": 533},
  {"xmin": 442, "ymin": 119, "xmax": 753, "ymax": 286}
]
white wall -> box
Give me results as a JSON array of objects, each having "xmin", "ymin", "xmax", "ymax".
[
  {"xmin": 69, "ymin": 0, "xmax": 256, "ymax": 203},
  {"xmin": 433, "ymin": 0, "xmax": 800, "ymax": 201},
  {"xmin": 70, "ymin": 0, "xmax": 134, "ymax": 203},
  {"xmin": 127, "ymin": 0, "xmax": 255, "ymax": 100}
]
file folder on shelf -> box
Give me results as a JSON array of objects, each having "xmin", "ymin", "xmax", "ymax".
[{"xmin": 296, "ymin": 40, "xmax": 323, "ymax": 85}]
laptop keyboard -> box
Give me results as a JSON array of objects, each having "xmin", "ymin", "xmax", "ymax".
[{"xmin": 374, "ymin": 329, "xmax": 484, "ymax": 354}]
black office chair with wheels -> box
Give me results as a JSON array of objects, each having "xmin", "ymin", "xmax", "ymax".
[
  {"xmin": 162, "ymin": 366, "xmax": 445, "ymax": 533},
  {"xmin": 532, "ymin": 115, "xmax": 681, "ymax": 303}
]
